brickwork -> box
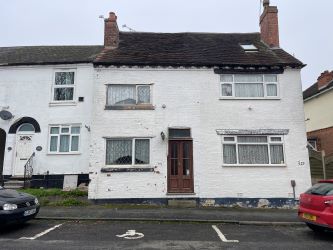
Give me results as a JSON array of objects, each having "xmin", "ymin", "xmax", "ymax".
[
  {"xmin": 317, "ymin": 70, "xmax": 333, "ymax": 89},
  {"xmin": 260, "ymin": 4, "xmax": 279, "ymax": 47},
  {"xmin": 308, "ymin": 126, "xmax": 333, "ymax": 156},
  {"xmin": 104, "ymin": 12, "xmax": 119, "ymax": 48}
]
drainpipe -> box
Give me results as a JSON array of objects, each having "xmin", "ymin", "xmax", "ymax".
[
  {"xmin": 321, "ymin": 150, "xmax": 326, "ymax": 179},
  {"xmin": 291, "ymin": 180, "xmax": 296, "ymax": 200}
]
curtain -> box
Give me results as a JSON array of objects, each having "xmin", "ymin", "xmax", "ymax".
[
  {"xmin": 50, "ymin": 136, "xmax": 58, "ymax": 152},
  {"xmin": 264, "ymin": 75, "xmax": 277, "ymax": 82},
  {"xmin": 108, "ymin": 86, "xmax": 136, "ymax": 105},
  {"xmin": 221, "ymin": 75, "xmax": 233, "ymax": 82},
  {"xmin": 106, "ymin": 139, "xmax": 132, "ymax": 165},
  {"xmin": 235, "ymin": 83, "xmax": 264, "ymax": 97},
  {"xmin": 238, "ymin": 136, "xmax": 267, "ymax": 143},
  {"xmin": 135, "ymin": 139, "xmax": 150, "ymax": 164},
  {"xmin": 223, "ymin": 144, "xmax": 237, "ymax": 164},
  {"xmin": 71, "ymin": 136, "xmax": 79, "ymax": 151},
  {"xmin": 270, "ymin": 145, "xmax": 284, "ymax": 164},
  {"xmin": 234, "ymin": 74, "xmax": 263, "ymax": 82},
  {"xmin": 59, "ymin": 135, "xmax": 70, "ymax": 152},
  {"xmin": 55, "ymin": 72, "xmax": 74, "ymax": 85},
  {"xmin": 54, "ymin": 87, "xmax": 74, "ymax": 101},
  {"xmin": 238, "ymin": 145, "xmax": 269, "ymax": 164},
  {"xmin": 266, "ymin": 84, "xmax": 277, "ymax": 96},
  {"xmin": 137, "ymin": 86, "xmax": 150, "ymax": 104},
  {"xmin": 221, "ymin": 84, "xmax": 232, "ymax": 96}
]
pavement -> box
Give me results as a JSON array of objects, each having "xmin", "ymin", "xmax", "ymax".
[{"xmin": 36, "ymin": 206, "xmax": 302, "ymax": 225}]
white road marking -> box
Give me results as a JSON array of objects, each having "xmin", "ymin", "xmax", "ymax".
[
  {"xmin": 116, "ymin": 229, "xmax": 144, "ymax": 240},
  {"xmin": 20, "ymin": 223, "xmax": 63, "ymax": 240},
  {"xmin": 212, "ymin": 225, "xmax": 239, "ymax": 243}
]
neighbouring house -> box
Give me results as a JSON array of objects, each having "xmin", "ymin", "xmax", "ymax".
[
  {"xmin": 88, "ymin": 1, "xmax": 311, "ymax": 207},
  {"xmin": 0, "ymin": 0, "xmax": 311, "ymax": 207},
  {"xmin": 0, "ymin": 47, "xmax": 103, "ymax": 188},
  {"xmin": 303, "ymin": 70, "xmax": 333, "ymax": 182}
]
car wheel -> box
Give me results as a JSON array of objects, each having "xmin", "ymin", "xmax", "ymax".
[{"xmin": 306, "ymin": 223, "xmax": 326, "ymax": 233}]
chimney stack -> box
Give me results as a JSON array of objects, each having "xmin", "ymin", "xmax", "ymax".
[
  {"xmin": 260, "ymin": 0, "xmax": 280, "ymax": 48},
  {"xmin": 104, "ymin": 12, "xmax": 119, "ymax": 48},
  {"xmin": 317, "ymin": 70, "xmax": 333, "ymax": 90}
]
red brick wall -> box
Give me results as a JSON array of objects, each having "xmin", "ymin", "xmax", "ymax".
[
  {"xmin": 260, "ymin": 5, "xmax": 279, "ymax": 47},
  {"xmin": 308, "ymin": 126, "xmax": 333, "ymax": 156},
  {"xmin": 104, "ymin": 12, "xmax": 119, "ymax": 48}
]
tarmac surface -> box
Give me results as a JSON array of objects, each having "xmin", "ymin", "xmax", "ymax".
[{"xmin": 1, "ymin": 220, "xmax": 333, "ymax": 250}]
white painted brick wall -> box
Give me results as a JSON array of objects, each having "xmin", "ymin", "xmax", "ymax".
[
  {"xmin": 89, "ymin": 67, "xmax": 312, "ymax": 199},
  {"xmin": 0, "ymin": 64, "xmax": 94, "ymax": 176}
]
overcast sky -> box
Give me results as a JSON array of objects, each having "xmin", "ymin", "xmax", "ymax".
[{"xmin": 1, "ymin": 0, "xmax": 332, "ymax": 89}]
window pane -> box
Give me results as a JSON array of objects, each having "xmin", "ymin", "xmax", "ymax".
[
  {"xmin": 182, "ymin": 142, "xmax": 191, "ymax": 175},
  {"xmin": 224, "ymin": 137, "xmax": 235, "ymax": 142},
  {"xmin": 71, "ymin": 136, "xmax": 79, "ymax": 151},
  {"xmin": 18, "ymin": 123, "xmax": 35, "ymax": 132},
  {"xmin": 221, "ymin": 84, "xmax": 232, "ymax": 96},
  {"xmin": 266, "ymin": 84, "xmax": 277, "ymax": 96},
  {"xmin": 59, "ymin": 135, "xmax": 70, "ymax": 152},
  {"xmin": 50, "ymin": 127, "xmax": 59, "ymax": 134},
  {"xmin": 234, "ymin": 75, "xmax": 263, "ymax": 82},
  {"xmin": 106, "ymin": 139, "xmax": 132, "ymax": 165},
  {"xmin": 235, "ymin": 83, "xmax": 264, "ymax": 97},
  {"xmin": 55, "ymin": 72, "xmax": 74, "ymax": 85},
  {"xmin": 54, "ymin": 87, "xmax": 74, "ymax": 101},
  {"xmin": 50, "ymin": 136, "xmax": 58, "ymax": 152},
  {"xmin": 223, "ymin": 144, "xmax": 237, "ymax": 164},
  {"xmin": 220, "ymin": 75, "xmax": 233, "ymax": 82},
  {"xmin": 271, "ymin": 137, "xmax": 282, "ymax": 142},
  {"xmin": 137, "ymin": 86, "xmax": 151, "ymax": 104},
  {"xmin": 71, "ymin": 126, "xmax": 80, "ymax": 134},
  {"xmin": 169, "ymin": 128, "xmax": 191, "ymax": 138},
  {"xmin": 238, "ymin": 145, "xmax": 269, "ymax": 164},
  {"xmin": 238, "ymin": 136, "xmax": 267, "ymax": 143},
  {"xmin": 61, "ymin": 127, "xmax": 70, "ymax": 133},
  {"xmin": 108, "ymin": 85, "xmax": 136, "ymax": 105},
  {"xmin": 264, "ymin": 75, "xmax": 277, "ymax": 82},
  {"xmin": 270, "ymin": 145, "xmax": 284, "ymax": 164},
  {"xmin": 135, "ymin": 139, "xmax": 149, "ymax": 164}
]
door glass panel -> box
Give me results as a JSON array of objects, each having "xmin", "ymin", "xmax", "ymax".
[
  {"xmin": 183, "ymin": 142, "xmax": 190, "ymax": 176},
  {"xmin": 170, "ymin": 143, "xmax": 178, "ymax": 176}
]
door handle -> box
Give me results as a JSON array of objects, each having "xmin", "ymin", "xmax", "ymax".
[{"xmin": 20, "ymin": 158, "xmax": 28, "ymax": 160}]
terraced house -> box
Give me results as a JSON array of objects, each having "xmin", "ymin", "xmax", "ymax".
[{"xmin": 0, "ymin": 1, "xmax": 311, "ymax": 207}]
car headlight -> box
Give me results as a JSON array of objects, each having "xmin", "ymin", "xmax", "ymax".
[
  {"xmin": 34, "ymin": 198, "xmax": 39, "ymax": 205},
  {"xmin": 3, "ymin": 203, "xmax": 18, "ymax": 211}
]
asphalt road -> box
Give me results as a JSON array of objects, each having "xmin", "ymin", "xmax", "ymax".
[{"xmin": 0, "ymin": 220, "xmax": 332, "ymax": 249}]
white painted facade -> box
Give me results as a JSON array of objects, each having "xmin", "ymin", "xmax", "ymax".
[
  {"xmin": 0, "ymin": 64, "xmax": 93, "ymax": 178},
  {"xmin": 88, "ymin": 67, "xmax": 312, "ymax": 201}
]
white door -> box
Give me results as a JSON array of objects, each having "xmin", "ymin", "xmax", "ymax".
[{"xmin": 14, "ymin": 135, "xmax": 34, "ymax": 176}]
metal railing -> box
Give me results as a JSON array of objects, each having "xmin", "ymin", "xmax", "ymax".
[{"xmin": 23, "ymin": 152, "xmax": 35, "ymax": 188}]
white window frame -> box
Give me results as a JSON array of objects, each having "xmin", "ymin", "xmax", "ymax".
[
  {"xmin": 105, "ymin": 138, "xmax": 151, "ymax": 167},
  {"xmin": 48, "ymin": 124, "xmax": 81, "ymax": 154},
  {"xmin": 51, "ymin": 69, "xmax": 76, "ymax": 103},
  {"xmin": 220, "ymin": 74, "xmax": 280, "ymax": 99},
  {"xmin": 106, "ymin": 84, "xmax": 153, "ymax": 106},
  {"xmin": 222, "ymin": 135, "xmax": 286, "ymax": 166}
]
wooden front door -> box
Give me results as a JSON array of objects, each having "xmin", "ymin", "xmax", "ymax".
[{"xmin": 168, "ymin": 140, "xmax": 194, "ymax": 193}]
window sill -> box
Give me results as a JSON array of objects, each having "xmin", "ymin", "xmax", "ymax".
[
  {"xmin": 105, "ymin": 105, "xmax": 155, "ymax": 110},
  {"xmin": 166, "ymin": 192, "xmax": 196, "ymax": 195},
  {"xmin": 219, "ymin": 97, "xmax": 281, "ymax": 100},
  {"xmin": 49, "ymin": 101, "xmax": 77, "ymax": 107},
  {"xmin": 222, "ymin": 164, "xmax": 286, "ymax": 167},
  {"xmin": 101, "ymin": 167, "xmax": 154, "ymax": 173}
]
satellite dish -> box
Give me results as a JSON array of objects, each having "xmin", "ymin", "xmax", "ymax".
[{"xmin": 0, "ymin": 110, "xmax": 13, "ymax": 120}]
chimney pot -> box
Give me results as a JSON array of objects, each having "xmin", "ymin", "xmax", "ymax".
[{"xmin": 263, "ymin": 0, "xmax": 270, "ymax": 7}]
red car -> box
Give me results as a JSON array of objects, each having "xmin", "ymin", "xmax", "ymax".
[{"xmin": 298, "ymin": 180, "xmax": 333, "ymax": 232}]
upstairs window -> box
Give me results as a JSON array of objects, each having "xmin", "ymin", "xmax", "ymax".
[
  {"xmin": 222, "ymin": 135, "xmax": 285, "ymax": 166},
  {"xmin": 220, "ymin": 74, "xmax": 278, "ymax": 99},
  {"xmin": 53, "ymin": 71, "xmax": 75, "ymax": 101},
  {"xmin": 107, "ymin": 85, "xmax": 151, "ymax": 106},
  {"xmin": 240, "ymin": 44, "xmax": 258, "ymax": 52}
]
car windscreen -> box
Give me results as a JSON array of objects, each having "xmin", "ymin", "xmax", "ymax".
[{"xmin": 305, "ymin": 183, "xmax": 333, "ymax": 196}]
